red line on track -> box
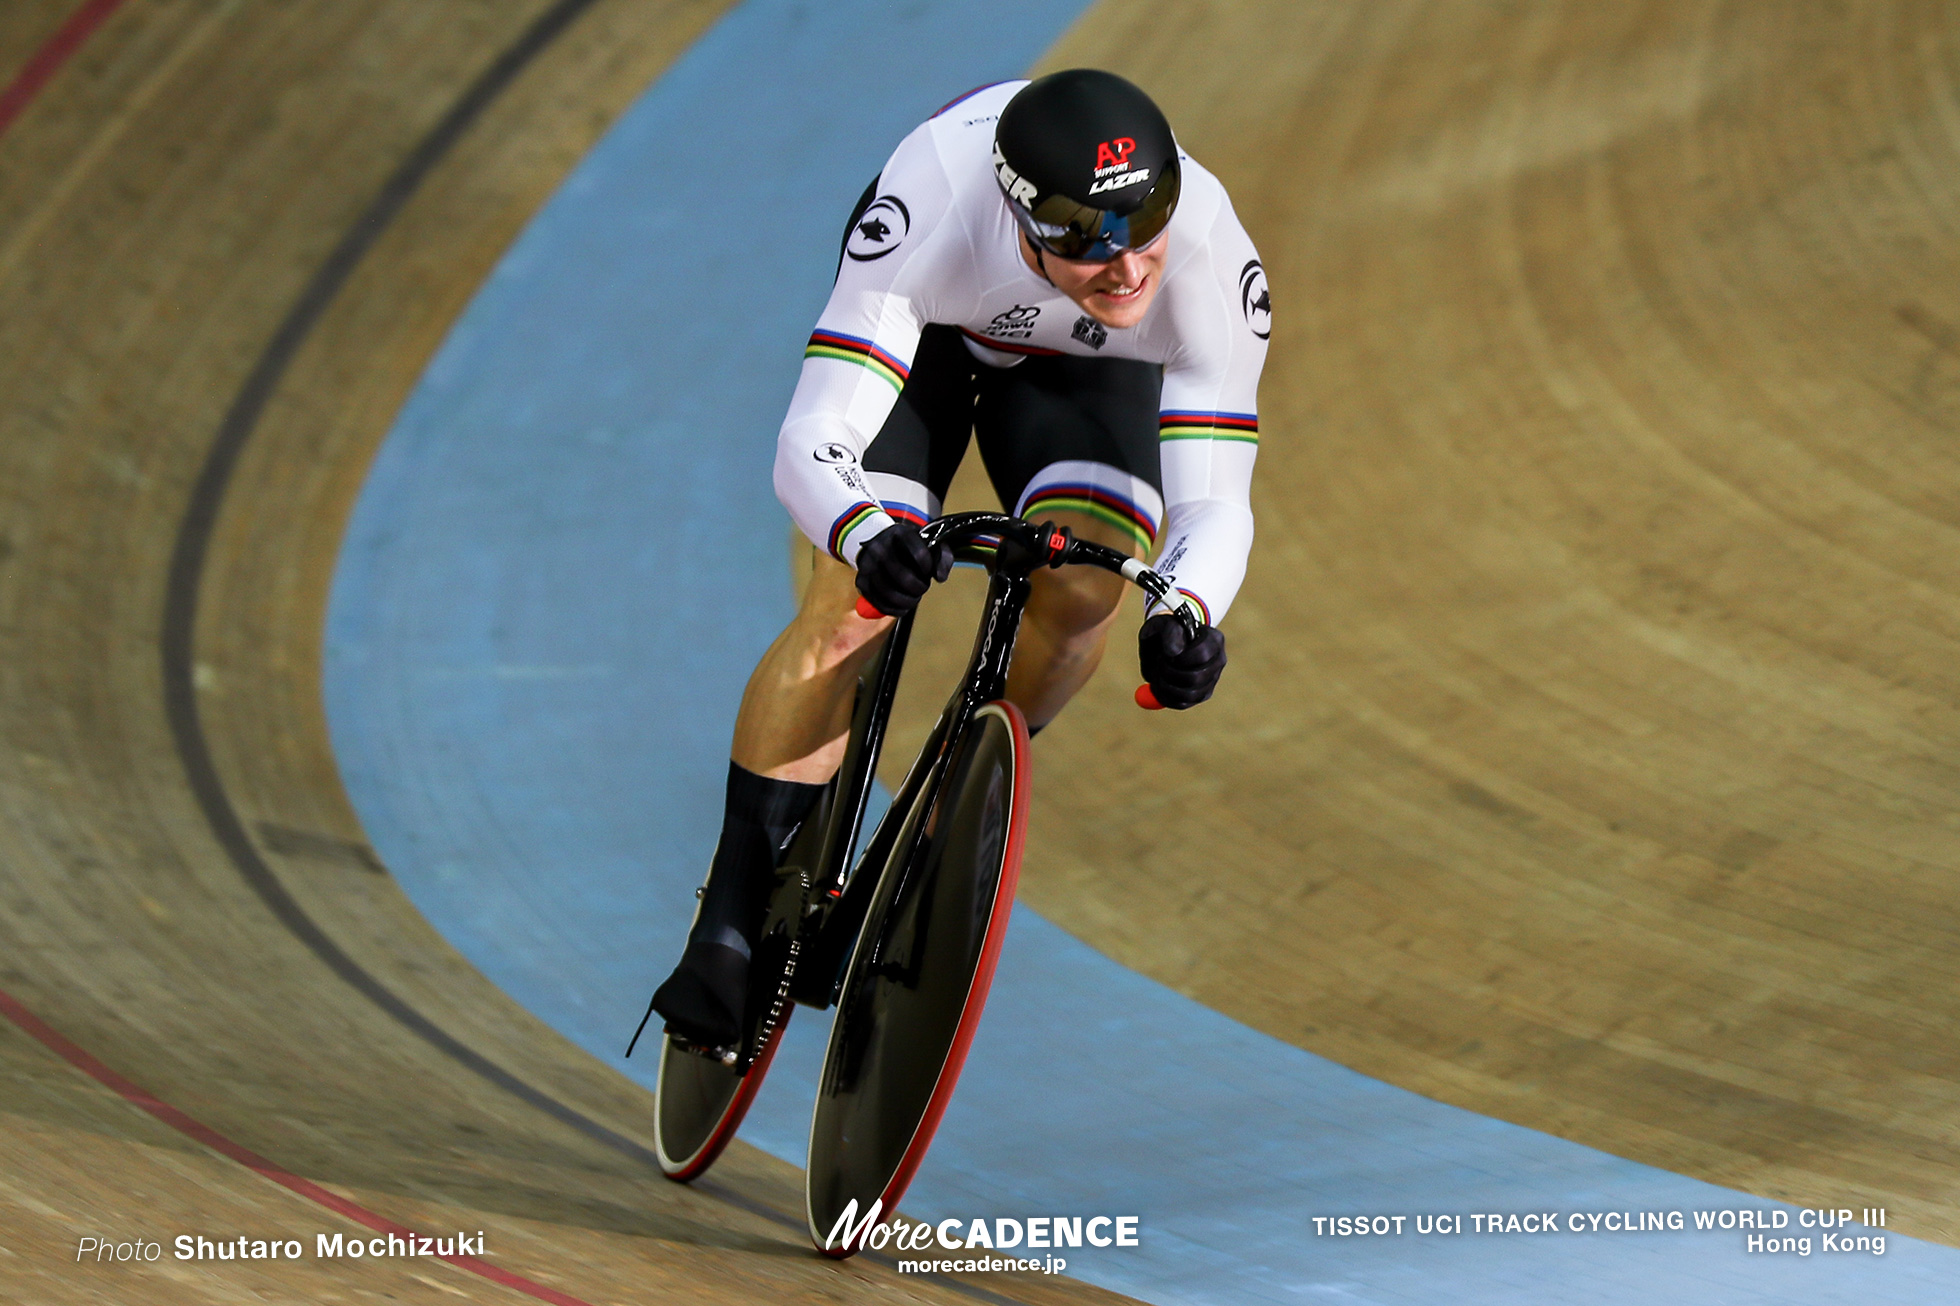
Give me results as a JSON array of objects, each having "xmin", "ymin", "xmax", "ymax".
[
  {"xmin": 0, "ymin": 0, "xmax": 127, "ymax": 141},
  {"xmin": 0, "ymin": 986, "xmax": 596, "ymax": 1306}
]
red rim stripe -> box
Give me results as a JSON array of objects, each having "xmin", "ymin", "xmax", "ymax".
[
  {"xmin": 0, "ymin": 0, "xmax": 128, "ymax": 141},
  {"xmin": 658, "ymin": 1010, "xmax": 792, "ymax": 1181},
  {"xmin": 0, "ymin": 986, "xmax": 596, "ymax": 1306},
  {"xmin": 870, "ymin": 700, "xmax": 1032, "ymax": 1224}
]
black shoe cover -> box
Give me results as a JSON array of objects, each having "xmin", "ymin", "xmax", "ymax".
[{"xmin": 650, "ymin": 941, "xmax": 749, "ymax": 1048}]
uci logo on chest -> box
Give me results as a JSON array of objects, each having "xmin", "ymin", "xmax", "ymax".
[
  {"xmin": 846, "ymin": 195, "xmax": 911, "ymax": 261},
  {"xmin": 986, "ymin": 304, "xmax": 1041, "ymax": 340}
]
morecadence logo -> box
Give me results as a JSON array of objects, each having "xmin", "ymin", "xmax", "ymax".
[{"xmin": 824, "ymin": 1198, "xmax": 1139, "ymax": 1272}]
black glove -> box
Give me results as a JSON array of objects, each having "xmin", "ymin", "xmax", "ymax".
[
  {"xmin": 1139, "ymin": 612, "xmax": 1226, "ymax": 709},
  {"xmin": 855, "ymin": 522, "xmax": 954, "ymax": 617}
]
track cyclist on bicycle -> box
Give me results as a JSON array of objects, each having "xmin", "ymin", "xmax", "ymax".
[{"xmin": 651, "ymin": 70, "xmax": 1269, "ymax": 1050}]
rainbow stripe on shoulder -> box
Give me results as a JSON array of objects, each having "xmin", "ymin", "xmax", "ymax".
[
  {"xmin": 806, "ymin": 330, "xmax": 911, "ymax": 392},
  {"xmin": 932, "ymin": 80, "xmax": 1010, "ymax": 118},
  {"xmin": 1159, "ymin": 410, "xmax": 1259, "ymax": 443}
]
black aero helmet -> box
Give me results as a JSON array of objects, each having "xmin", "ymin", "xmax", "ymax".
[{"xmin": 994, "ymin": 69, "xmax": 1181, "ymax": 261}]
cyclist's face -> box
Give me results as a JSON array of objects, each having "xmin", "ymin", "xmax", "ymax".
[{"xmin": 1019, "ymin": 232, "xmax": 1168, "ymax": 329}]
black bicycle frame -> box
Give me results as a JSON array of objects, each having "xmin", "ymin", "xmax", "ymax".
[{"xmin": 788, "ymin": 514, "xmax": 1063, "ymax": 1010}]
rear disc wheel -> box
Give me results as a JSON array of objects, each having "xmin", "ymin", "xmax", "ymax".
[{"xmin": 804, "ymin": 700, "xmax": 1031, "ymax": 1253}]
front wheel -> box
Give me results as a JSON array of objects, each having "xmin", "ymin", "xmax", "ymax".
[
  {"xmin": 804, "ymin": 701, "xmax": 1031, "ymax": 1254},
  {"xmin": 651, "ymin": 906, "xmax": 798, "ymax": 1179},
  {"xmin": 653, "ymin": 807, "xmax": 823, "ymax": 1180}
]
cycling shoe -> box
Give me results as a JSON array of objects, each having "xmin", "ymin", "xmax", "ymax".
[{"xmin": 650, "ymin": 941, "xmax": 748, "ymax": 1050}]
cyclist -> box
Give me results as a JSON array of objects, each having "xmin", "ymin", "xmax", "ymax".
[{"xmin": 652, "ymin": 69, "xmax": 1268, "ymax": 1049}]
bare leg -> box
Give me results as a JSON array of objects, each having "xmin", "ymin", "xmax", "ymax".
[
  {"xmin": 732, "ymin": 509, "xmax": 1143, "ymax": 783},
  {"xmin": 654, "ymin": 548, "xmax": 888, "ymax": 1043},
  {"xmin": 1003, "ymin": 510, "xmax": 1147, "ymax": 729},
  {"xmin": 730, "ymin": 547, "xmax": 891, "ymax": 782},
  {"xmin": 658, "ymin": 514, "xmax": 1142, "ymax": 1041}
]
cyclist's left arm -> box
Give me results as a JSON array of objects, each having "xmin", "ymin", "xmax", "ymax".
[{"xmin": 1149, "ymin": 188, "xmax": 1269, "ymax": 627}]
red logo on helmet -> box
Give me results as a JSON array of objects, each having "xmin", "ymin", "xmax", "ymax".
[{"xmin": 1095, "ymin": 138, "xmax": 1136, "ymax": 171}]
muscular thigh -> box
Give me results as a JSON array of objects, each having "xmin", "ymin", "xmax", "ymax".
[{"xmin": 972, "ymin": 350, "xmax": 1165, "ymax": 555}]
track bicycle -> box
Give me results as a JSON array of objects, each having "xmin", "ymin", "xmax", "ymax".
[{"xmin": 632, "ymin": 512, "xmax": 1203, "ymax": 1255}]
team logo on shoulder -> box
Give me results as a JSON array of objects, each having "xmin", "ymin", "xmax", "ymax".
[
  {"xmin": 1239, "ymin": 260, "xmax": 1272, "ymax": 340},
  {"xmin": 846, "ymin": 195, "xmax": 910, "ymax": 261},
  {"xmin": 813, "ymin": 442, "xmax": 855, "ymax": 464},
  {"xmin": 1072, "ymin": 315, "xmax": 1107, "ymax": 350},
  {"xmin": 986, "ymin": 304, "xmax": 1041, "ymax": 340}
]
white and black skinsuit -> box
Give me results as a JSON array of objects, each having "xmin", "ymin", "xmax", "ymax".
[{"xmin": 773, "ymin": 79, "xmax": 1270, "ymax": 626}]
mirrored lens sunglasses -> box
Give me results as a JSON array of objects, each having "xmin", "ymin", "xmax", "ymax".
[{"xmin": 1014, "ymin": 163, "xmax": 1180, "ymax": 262}]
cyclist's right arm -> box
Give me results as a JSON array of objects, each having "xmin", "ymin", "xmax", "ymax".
[{"xmin": 773, "ymin": 125, "xmax": 965, "ymax": 567}]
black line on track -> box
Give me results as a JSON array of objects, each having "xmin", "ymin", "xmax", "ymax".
[
  {"xmin": 157, "ymin": 0, "xmax": 668, "ymax": 1172},
  {"xmin": 155, "ymin": 7, "xmax": 1042, "ymax": 1304}
]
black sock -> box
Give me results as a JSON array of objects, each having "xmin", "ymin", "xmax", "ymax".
[{"xmin": 687, "ymin": 761, "xmax": 826, "ymax": 958}]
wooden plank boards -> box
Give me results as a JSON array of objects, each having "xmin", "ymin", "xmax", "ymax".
[
  {"xmin": 0, "ymin": 1, "xmax": 1143, "ymax": 1300},
  {"xmin": 925, "ymin": 0, "xmax": 1960, "ymax": 1245}
]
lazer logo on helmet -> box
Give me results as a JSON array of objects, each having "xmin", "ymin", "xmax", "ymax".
[
  {"xmin": 1088, "ymin": 169, "xmax": 1150, "ymax": 196},
  {"xmin": 993, "ymin": 145, "xmax": 1038, "ymax": 208}
]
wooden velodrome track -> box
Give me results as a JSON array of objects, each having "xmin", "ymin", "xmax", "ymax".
[{"xmin": 2, "ymin": 1, "xmax": 1958, "ymax": 1303}]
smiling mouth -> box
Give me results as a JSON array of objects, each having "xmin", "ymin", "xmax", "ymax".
[{"xmin": 1100, "ymin": 280, "xmax": 1145, "ymax": 299}]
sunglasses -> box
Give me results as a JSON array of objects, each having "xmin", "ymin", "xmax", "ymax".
[{"xmin": 1011, "ymin": 161, "xmax": 1181, "ymax": 262}]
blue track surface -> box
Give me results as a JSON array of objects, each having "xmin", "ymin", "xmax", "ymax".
[{"xmin": 323, "ymin": 3, "xmax": 1960, "ymax": 1301}]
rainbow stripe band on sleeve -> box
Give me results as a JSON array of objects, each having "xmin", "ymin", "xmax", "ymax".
[
  {"xmin": 1166, "ymin": 587, "xmax": 1212, "ymax": 625},
  {"xmin": 1159, "ymin": 411, "xmax": 1259, "ymax": 443},
  {"xmin": 1020, "ymin": 483, "xmax": 1158, "ymax": 551},
  {"xmin": 806, "ymin": 330, "xmax": 911, "ymax": 392},
  {"xmin": 828, "ymin": 500, "xmax": 884, "ymax": 560}
]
